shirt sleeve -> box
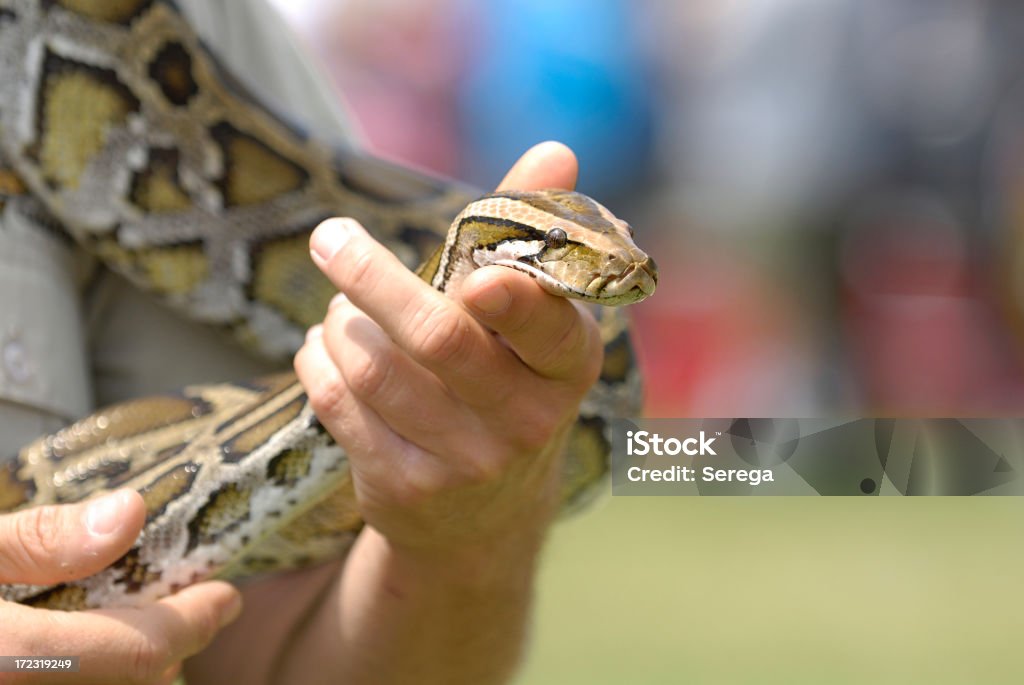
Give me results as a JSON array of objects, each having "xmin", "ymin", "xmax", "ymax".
[
  {"xmin": 175, "ymin": 0, "xmax": 361, "ymax": 147},
  {"xmin": 0, "ymin": 204, "xmax": 94, "ymax": 454}
]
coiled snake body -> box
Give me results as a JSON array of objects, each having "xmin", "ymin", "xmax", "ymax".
[{"xmin": 0, "ymin": 0, "xmax": 656, "ymax": 609}]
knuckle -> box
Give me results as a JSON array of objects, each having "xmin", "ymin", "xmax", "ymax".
[
  {"xmin": 512, "ymin": 405, "xmax": 565, "ymax": 453},
  {"xmin": 342, "ymin": 245, "xmax": 380, "ymax": 294},
  {"xmin": 460, "ymin": 452, "xmax": 506, "ymax": 487},
  {"xmin": 540, "ymin": 318, "xmax": 587, "ymax": 372},
  {"xmin": 129, "ymin": 634, "xmax": 170, "ymax": 684},
  {"xmin": 409, "ymin": 304, "xmax": 469, "ymax": 366},
  {"xmin": 14, "ymin": 505, "xmax": 65, "ymax": 569},
  {"xmin": 577, "ymin": 318, "xmax": 605, "ymax": 385},
  {"xmin": 344, "ymin": 347, "xmax": 394, "ymax": 400},
  {"xmin": 188, "ymin": 605, "xmax": 221, "ymax": 651},
  {"xmin": 387, "ymin": 455, "xmax": 468, "ymax": 509},
  {"xmin": 498, "ymin": 302, "xmax": 534, "ymax": 338},
  {"xmin": 388, "ymin": 472, "xmax": 435, "ymax": 510},
  {"xmin": 515, "ymin": 428, "xmax": 555, "ymax": 455},
  {"xmin": 306, "ymin": 375, "xmax": 349, "ymax": 420},
  {"xmin": 581, "ymin": 340, "xmax": 605, "ymax": 386}
]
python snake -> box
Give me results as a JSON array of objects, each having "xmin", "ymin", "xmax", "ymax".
[{"xmin": 0, "ymin": 0, "xmax": 656, "ymax": 609}]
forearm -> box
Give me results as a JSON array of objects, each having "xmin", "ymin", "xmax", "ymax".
[{"xmin": 275, "ymin": 524, "xmax": 548, "ymax": 685}]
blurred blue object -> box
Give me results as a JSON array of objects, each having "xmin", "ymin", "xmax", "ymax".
[{"xmin": 457, "ymin": 0, "xmax": 654, "ymax": 197}]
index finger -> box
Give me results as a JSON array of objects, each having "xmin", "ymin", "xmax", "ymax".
[{"xmin": 309, "ymin": 219, "xmax": 508, "ymax": 393}]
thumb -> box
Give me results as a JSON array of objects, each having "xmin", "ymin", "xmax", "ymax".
[
  {"xmin": 0, "ymin": 489, "xmax": 145, "ymax": 585},
  {"xmin": 497, "ymin": 141, "xmax": 578, "ymax": 192}
]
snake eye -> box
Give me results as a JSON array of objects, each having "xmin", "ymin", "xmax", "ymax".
[
  {"xmin": 546, "ymin": 227, "xmax": 567, "ymax": 249},
  {"xmin": 625, "ymin": 223, "xmax": 635, "ymax": 238}
]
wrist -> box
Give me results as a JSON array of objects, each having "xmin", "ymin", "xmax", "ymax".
[{"xmin": 368, "ymin": 519, "xmax": 550, "ymax": 595}]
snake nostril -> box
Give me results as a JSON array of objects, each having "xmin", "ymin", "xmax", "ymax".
[{"xmin": 642, "ymin": 257, "xmax": 658, "ymax": 281}]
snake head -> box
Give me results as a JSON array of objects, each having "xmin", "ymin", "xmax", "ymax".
[{"xmin": 457, "ymin": 189, "xmax": 658, "ymax": 306}]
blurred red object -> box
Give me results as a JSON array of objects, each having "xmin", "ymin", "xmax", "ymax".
[
  {"xmin": 841, "ymin": 195, "xmax": 1024, "ymax": 414},
  {"xmin": 632, "ymin": 232, "xmax": 816, "ymax": 418}
]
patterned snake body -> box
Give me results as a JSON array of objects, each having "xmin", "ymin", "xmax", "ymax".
[{"xmin": 0, "ymin": 0, "xmax": 656, "ymax": 609}]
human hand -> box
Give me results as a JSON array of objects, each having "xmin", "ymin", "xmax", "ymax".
[
  {"xmin": 295, "ymin": 141, "xmax": 601, "ymax": 561},
  {"xmin": 189, "ymin": 142, "xmax": 595, "ymax": 685},
  {"xmin": 0, "ymin": 490, "xmax": 241, "ymax": 685}
]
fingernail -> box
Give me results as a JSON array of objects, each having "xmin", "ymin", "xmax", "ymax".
[
  {"xmin": 158, "ymin": 664, "xmax": 182, "ymax": 685},
  {"xmin": 85, "ymin": 490, "xmax": 129, "ymax": 537},
  {"xmin": 220, "ymin": 591, "xmax": 243, "ymax": 628},
  {"xmin": 328, "ymin": 292, "xmax": 348, "ymax": 310},
  {"xmin": 310, "ymin": 219, "xmax": 354, "ymax": 262},
  {"xmin": 305, "ymin": 324, "xmax": 324, "ymax": 342},
  {"xmin": 471, "ymin": 282, "xmax": 511, "ymax": 316}
]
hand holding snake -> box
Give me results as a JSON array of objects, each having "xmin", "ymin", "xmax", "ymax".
[{"xmin": 298, "ymin": 141, "xmax": 600, "ymax": 556}]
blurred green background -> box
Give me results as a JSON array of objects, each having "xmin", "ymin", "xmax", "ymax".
[{"xmin": 520, "ymin": 497, "xmax": 1024, "ymax": 684}]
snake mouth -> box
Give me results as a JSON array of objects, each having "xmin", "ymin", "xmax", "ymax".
[
  {"xmin": 495, "ymin": 259, "xmax": 597, "ymax": 301},
  {"xmin": 496, "ymin": 259, "xmax": 657, "ymax": 305},
  {"xmin": 586, "ymin": 259, "xmax": 657, "ymax": 303}
]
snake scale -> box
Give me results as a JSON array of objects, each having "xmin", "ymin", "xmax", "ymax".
[{"xmin": 0, "ymin": 0, "xmax": 656, "ymax": 609}]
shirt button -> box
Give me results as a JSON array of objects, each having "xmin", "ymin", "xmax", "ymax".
[{"xmin": 3, "ymin": 338, "xmax": 33, "ymax": 385}]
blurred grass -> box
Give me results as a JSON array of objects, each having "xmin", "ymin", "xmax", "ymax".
[{"xmin": 518, "ymin": 497, "xmax": 1024, "ymax": 684}]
